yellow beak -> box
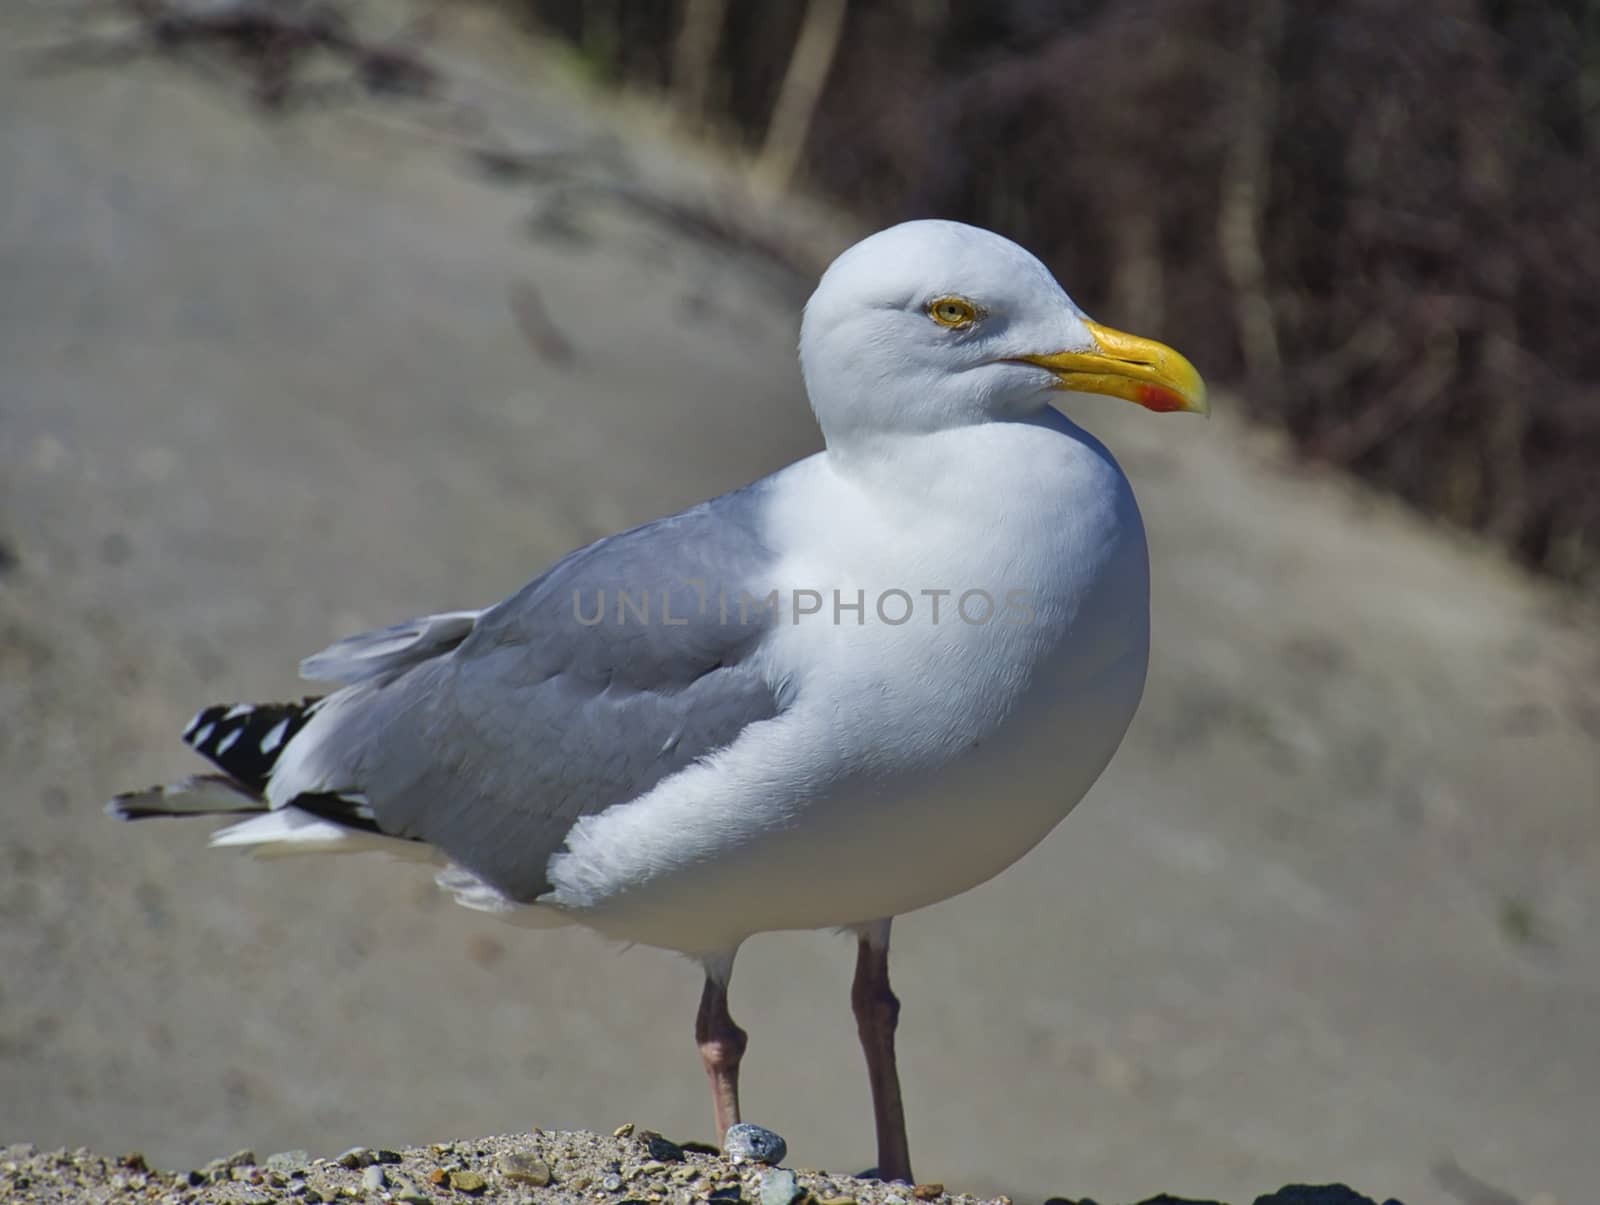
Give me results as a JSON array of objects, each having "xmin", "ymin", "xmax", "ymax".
[{"xmin": 1016, "ymin": 319, "xmax": 1209, "ymax": 416}]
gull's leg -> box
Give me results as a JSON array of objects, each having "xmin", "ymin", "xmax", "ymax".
[
  {"xmin": 853, "ymin": 919, "xmax": 913, "ymax": 1184},
  {"xmin": 696, "ymin": 951, "xmax": 747, "ymax": 1142}
]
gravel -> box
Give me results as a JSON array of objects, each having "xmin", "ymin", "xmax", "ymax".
[{"xmin": 0, "ymin": 1135, "xmax": 1397, "ymax": 1205}]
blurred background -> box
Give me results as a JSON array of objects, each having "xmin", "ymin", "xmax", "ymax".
[
  {"xmin": 526, "ymin": 0, "xmax": 1600, "ymax": 595},
  {"xmin": 1, "ymin": 2, "xmax": 1596, "ymax": 1203}
]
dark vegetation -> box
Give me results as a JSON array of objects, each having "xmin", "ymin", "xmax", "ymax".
[
  {"xmin": 44, "ymin": 0, "xmax": 440, "ymax": 111},
  {"xmin": 519, "ymin": 0, "xmax": 1600, "ymax": 592}
]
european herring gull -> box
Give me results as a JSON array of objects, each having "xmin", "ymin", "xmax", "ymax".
[{"xmin": 111, "ymin": 219, "xmax": 1207, "ymax": 1182}]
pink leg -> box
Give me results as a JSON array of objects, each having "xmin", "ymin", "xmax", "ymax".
[
  {"xmin": 853, "ymin": 921, "xmax": 913, "ymax": 1184},
  {"xmin": 696, "ymin": 967, "xmax": 748, "ymax": 1141}
]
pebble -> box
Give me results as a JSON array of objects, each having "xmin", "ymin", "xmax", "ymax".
[
  {"xmin": 362, "ymin": 1166, "xmax": 388, "ymax": 1193},
  {"xmin": 722, "ymin": 1124, "xmax": 787, "ymax": 1167},
  {"xmin": 449, "ymin": 1170, "xmax": 488, "ymax": 1195},
  {"xmin": 497, "ymin": 1153, "xmax": 553, "ymax": 1187},
  {"xmin": 642, "ymin": 1133, "xmax": 686, "ymax": 1163},
  {"xmin": 817, "ymin": 1197, "xmax": 857, "ymax": 1205},
  {"xmin": 377, "ymin": 1151, "xmax": 404, "ymax": 1165},
  {"xmin": 912, "ymin": 1185, "xmax": 945, "ymax": 1200},
  {"xmin": 392, "ymin": 1180, "xmax": 430, "ymax": 1205},
  {"xmin": 758, "ymin": 1169, "xmax": 803, "ymax": 1205},
  {"xmin": 267, "ymin": 1151, "xmax": 313, "ymax": 1175},
  {"xmin": 338, "ymin": 1148, "xmax": 376, "ymax": 1170},
  {"xmin": 603, "ymin": 1173, "xmax": 626, "ymax": 1191}
]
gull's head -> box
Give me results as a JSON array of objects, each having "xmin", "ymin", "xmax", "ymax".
[{"xmin": 800, "ymin": 220, "xmax": 1207, "ymax": 446}]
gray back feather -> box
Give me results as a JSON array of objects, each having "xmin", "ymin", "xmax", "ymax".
[{"xmin": 294, "ymin": 483, "xmax": 783, "ymax": 900}]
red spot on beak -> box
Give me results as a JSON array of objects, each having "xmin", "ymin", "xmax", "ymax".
[{"xmin": 1136, "ymin": 383, "xmax": 1186, "ymax": 412}]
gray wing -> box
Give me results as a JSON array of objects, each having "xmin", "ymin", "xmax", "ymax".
[{"xmin": 290, "ymin": 482, "xmax": 784, "ymax": 900}]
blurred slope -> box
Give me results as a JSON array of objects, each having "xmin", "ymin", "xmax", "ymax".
[{"xmin": 1, "ymin": 6, "xmax": 1597, "ymax": 1205}]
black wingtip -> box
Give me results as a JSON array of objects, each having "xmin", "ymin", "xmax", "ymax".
[{"xmin": 182, "ymin": 698, "xmax": 322, "ymax": 793}]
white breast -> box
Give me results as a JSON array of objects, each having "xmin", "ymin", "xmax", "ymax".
[{"xmin": 547, "ymin": 413, "xmax": 1151, "ymax": 955}]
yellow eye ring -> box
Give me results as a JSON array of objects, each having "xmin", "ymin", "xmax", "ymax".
[{"xmin": 928, "ymin": 296, "xmax": 979, "ymax": 329}]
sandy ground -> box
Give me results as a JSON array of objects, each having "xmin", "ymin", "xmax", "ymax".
[{"xmin": 2, "ymin": 5, "xmax": 1597, "ymax": 1204}]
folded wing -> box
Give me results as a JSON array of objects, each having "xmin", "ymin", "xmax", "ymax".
[{"xmin": 262, "ymin": 483, "xmax": 785, "ymax": 901}]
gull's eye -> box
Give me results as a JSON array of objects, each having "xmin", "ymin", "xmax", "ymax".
[{"xmin": 927, "ymin": 296, "xmax": 979, "ymax": 329}]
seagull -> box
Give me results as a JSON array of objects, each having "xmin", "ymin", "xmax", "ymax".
[{"xmin": 110, "ymin": 219, "xmax": 1206, "ymax": 1183}]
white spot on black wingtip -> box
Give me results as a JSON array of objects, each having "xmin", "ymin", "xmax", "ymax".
[
  {"xmin": 343, "ymin": 793, "xmax": 375, "ymax": 821},
  {"xmin": 259, "ymin": 718, "xmax": 290, "ymax": 755},
  {"xmin": 191, "ymin": 722, "xmax": 216, "ymax": 747},
  {"xmin": 183, "ymin": 710, "xmax": 209, "ymax": 740},
  {"xmin": 216, "ymin": 728, "xmax": 243, "ymax": 755},
  {"xmin": 224, "ymin": 703, "xmax": 254, "ymax": 720}
]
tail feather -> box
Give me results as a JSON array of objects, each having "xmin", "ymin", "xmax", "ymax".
[
  {"xmin": 106, "ymin": 774, "xmax": 266, "ymax": 821},
  {"xmin": 211, "ymin": 806, "xmax": 436, "ymax": 861}
]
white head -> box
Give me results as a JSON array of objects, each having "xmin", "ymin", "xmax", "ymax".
[{"xmin": 799, "ymin": 220, "xmax": 1206, "ymax": 449}]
